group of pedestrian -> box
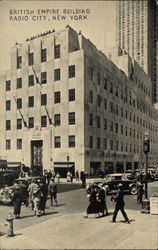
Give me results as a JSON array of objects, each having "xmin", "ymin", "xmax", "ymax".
[
  {"xmin": 85, "ymin": 182, "xmax": 130, "ymax": 224},
  {"xmin": 85, "ymin": 183, "xmax": 108, "ymax": 218},
  {"xmin": 11, "ymin": 177, "xmax": 58, "ymax": 219}
]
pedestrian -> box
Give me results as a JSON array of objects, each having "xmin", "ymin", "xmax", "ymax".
[
  {"xmin": 80, "ymin": 171, "xmax": 86, "ymax": 188},
  {"xmin": 111, "ymin": 183, "xmax": 130, "ymax": 223},
  {"xmin": 70, "ymin": 172, "xmax": 73, "ymax": 183},
  {"xmin": 49, "ymin": 178, "xmax": 58, "ymax": 206},
  {"xmin": 28, "ymin": 179, "xmax": 38, "ymax": 210},
  {"xmin": 32, "ymin": 186, "xmax": 42, "ymax": 216},
  {"xmin": 67, "ymin": 171, "xmax": 71, "ymax": 182},
  {"xmin": 84, "ymin": 184, "xmax": 99, "ymax": 218},
  {"xmin": 11, "ymin": 186, "xmax": 22, "ymax": 219},
  {"xmin": 39, "ymin": 183, "xmax": 48, "ymax": 214},
  {"xmin": 136, "ymin": 181, "xmax": 144, "ymax": 204},
  {"xmin": 75, "ymin": 170, "xmax": 79, "ymax": 181},
  {"xmin": 97, "ymin": 183, "xmax": 109, "ymax": 217},
  {"xmin": 56, "ymin": 172, "xmax": 60, "ymax": 183}
]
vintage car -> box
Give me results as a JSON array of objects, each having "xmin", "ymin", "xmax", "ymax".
[
  {"xmin": 92, "ymin": 173, "xmax": 137, "ymax": 195},
  {"xmin": 0, "ymin": 184, "xmax": 29, "ymax": 205},
  {"xmin": 15, "ymin": 176, "xmax": 46, "ymax": 187}
]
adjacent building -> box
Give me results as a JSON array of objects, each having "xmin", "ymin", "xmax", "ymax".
[
  {"xmin": 0, "ymin": 26, "xmax": 158, "ymax": 177},
  {"xmin": 116, "ymin": 0, "xmax": 158, "ymax": 104}
]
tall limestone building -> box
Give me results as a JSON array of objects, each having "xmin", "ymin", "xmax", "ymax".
[{"xmin": 0, "ymin": 26, "xmax": 158, "ymax": 176}]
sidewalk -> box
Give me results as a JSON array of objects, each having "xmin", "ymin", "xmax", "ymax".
[{"xmin": 1, "ymin": 209, "xmax": 157, "ymax": 249}]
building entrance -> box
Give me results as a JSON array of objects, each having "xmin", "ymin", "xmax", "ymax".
[{"xmin": 31, "ymin": 140, "xmax": 43, "ymax": 176}]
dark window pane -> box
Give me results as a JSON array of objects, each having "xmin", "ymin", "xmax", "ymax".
[
  {"xmin": 69, "ymin": 135, "xmax": 75, "ymax": 147},
  {"xmin": 6, "ymin": 100, "xmax": 11, "ymax": 111},
  {"xmin": 54, "ymin": 44, "xmax": 60, "ymax": 59},
  {"xmin": 28, "ymin": 75, "xmax": 34, "ymax": 86},
  {"xmin": 6, "ymin": 139, "xmax": 11, "ymax": 150},
  {"xmin": 41, "ymin": 72, "xmax": 47, "ymax": 84},
  {"xmin": 17, "ymin": 119, "xmax": 22, "ymax": 129},
  {"xmin": 69, "ymin": 89, "xmax": 75, "ymax": 101},
  {"xmin": 6, "ymin": 120, "xmax": 11, "ymax": 130},
  {"xmin": 6, "ymin": 80, "xmax": 11, "ymax": 91},
  {"xmin": 69, "ymin": 112, "xmax": 75, "ymax": 125},
  {"xmin": 69, "ymin": 65, "xmax": 75, "ymax": 78},
  {"xmin": 29, "ymin": 96, "xmax": 34, "ymax": 107},
  {"xmin": 17, "ymin": 78, "xmax": 22, "ymax": 89},
  {"xmin": 41, "ymin": 48, "xmax": 47, "ymax": 62},
  {"xmin": 54, "ymin": 114, "xmax": 60, "ymax": 126},
  {"xmin": 54, "ymin": 91, "xmax": 60, "ymax": 103},
  {"xmin": 29, "ymin": 117, "xmax": 34, "ymax": 128},
  {"xmin": 41, "ymin": 116, "xmax": 47, "ymax": 127},
  {"xmin": 17, "ymin": 139, "xmax": 22, "ymax": 150},
  {"xmin": 41, "ymin": 94, "xmax": 47, "ymax": 106},
  {"xmin": 54, "ymin": 68, "xmax": 60, "ymax": 81},
  {"xmin": 17, "ymin": 56, "xmax": 22, "ymax": 69},
  {"xmin": 28, "ymin": 53, "xmax": 34, "ymax": 66},
  {"xmin": 54, "ymin": 136, "xmax": 61, "ymax": 148}
]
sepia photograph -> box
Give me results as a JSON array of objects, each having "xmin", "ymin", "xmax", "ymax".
[{"xmin": 0, "ymin": 0, "xmax": 158, "ymax": 249}]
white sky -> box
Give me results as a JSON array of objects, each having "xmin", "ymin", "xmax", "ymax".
[{"xmin": 0, "ymin": 0, "xmax": 116, "ymax": 71}]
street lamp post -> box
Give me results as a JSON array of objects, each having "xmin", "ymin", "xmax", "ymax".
[{"xmin": 141, "ymin": 131, "xmax": 150, "ymax": 213}]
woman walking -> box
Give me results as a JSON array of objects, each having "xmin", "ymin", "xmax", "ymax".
[{"xmin": 11, "ymin": 186, "xmax": 22, "ymax": 219}]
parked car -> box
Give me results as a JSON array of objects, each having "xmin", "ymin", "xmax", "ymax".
[
  {"xmin": 15, "ymin": 176, "xmax": 46, "ymax": 187},
  {"xmin": 0, "ymin": 184, "xmax": 29, "ymax": 205},
  {"xmin": 91, "ymin": 173, "xmax": 137, "ymax": 195}
]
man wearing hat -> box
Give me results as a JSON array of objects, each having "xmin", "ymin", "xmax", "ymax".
[
  {"xmin": 111, "ymin": 183, "xmax": 130, "ymax": 223},
  {"xmin": 97, "ymin": 183, "xmax": 109, "ymax": 217}
]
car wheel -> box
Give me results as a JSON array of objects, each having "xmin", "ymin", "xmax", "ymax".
[{"xmin": 130, "ymin": 185, "xmax": 137, "ymax": 195}]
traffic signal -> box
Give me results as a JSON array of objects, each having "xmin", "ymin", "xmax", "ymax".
[{"xmin": 143, "ymin": 132, "xmax": 150, "ymax": 154}]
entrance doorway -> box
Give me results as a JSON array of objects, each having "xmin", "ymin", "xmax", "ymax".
[{"xmin": 31, "ymin": 140, "xmax": 43, "ymax": 176}]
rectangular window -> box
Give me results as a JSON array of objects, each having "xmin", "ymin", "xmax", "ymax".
[
  {"xmin": 6, "ymin": 80, "xmax": 11, "ymax": 91},
  {"xmin": 28, "ymin": 75, "xmax": 34, "ymax": 86},
  {"xmin": 110, "ymin": 121, "xmax": 113, "ymax": 131},
  {"xmin": 88, "ymin": 67, "xmax": 93, "ymax": 81},
  {"xmin": 29, "ymin": 117, "xmax": 34, "ymax": 128},
  {"xmin": 97, "ymin": 95, "xmax": 101, "ymax": 107},
  {"xmin": 115, "ymin": 105, "xmax": 118, "ymax": 115},
  {"xmin": 17, "ymin": 119, "xmax": 22, "ymax": 129},
  {"xmin": 110, "ymin": 140, "xmax": 113, "ymax": 150},
  {"xmin": 54, "ymin": 44, "xmax": 60, "ymax": 59},
  {"xmin": 17, "ymin": 78, "xmax": 22, "ymax": 89},
  {"xmin": 41, "ymin": 94, "xmax": 47, "ymax": 106},
  {"xmin": 54, "ymin": 136, "xmax": 61, "ymax": 148},
  {"xmin": 115, "ymin": 123, "xmax": 118, "ymax": 133},
  {"xmin": 54, "ymin": 68, "xmax": 60, "ymax": 81},
  {"xmin": 97, "ymin": 116, "xmax": 100, "ymax": 128},
  {"xmin": 54, "ymin": 114, "xmax": 60, "ymax": 126},
  {"xmin": 104, "ymin": 99, "xmax": 107, "ymax": 110},
  {"xmin": 97, "ymin": 137, "xmax": 100, "ymax": 149},
  {"xmin": 41, "ymin": 72, "xmax": 47, "ymax": 84},
  {"xmin": 28, "ymin": 96, "xmax": 34, "ymax": 107},
  {"xmin": 89, "ymin": 90, "xmax": 93, "ymax": 103},
  {"xmin": 28, "ymin": 52, "xmax": 34, "ymax": 66},
  {"xmin": 97, "ymin": 73, "xmax": 100, "ymax": 85},
  {"xmin": 17, "ymin": 139, "xmax": 22, "ymax": 150},
  {"xmin": 41, "ymin": 48, "xmax": 47, "ymax": 63},
  {"xmin": 104, "ymin": 119, "xmax": 107, "ymax": 130},
  {"xmin": 121, "ymin": 124, "xmax": 123, "ymax": 134},
  {"xmin": 6, "ymin": 120, "xmax": 11, "ymax": 130},
  {"xmin": 89, "ymin": 136, "xmax": 93, "ymax": 148},
  {"xmin": 110, "ymin": 102, "xmax": 113, "ymax": 113},
  {"xmin": 17, "ymin": 98, "xmax": 22, "ymax": 109},
  {"xmin": 69, "ymin": 65, "xmax": 75, "ymax": 78},
  {"xmin": 54, "ymin": 91, "xmax": 60, "ymax": 104},
  {"xmin": 104, "ymin": 78, "xmax": 107, "ymax": 89},
  {"xmin": 69, "ymin": 135, "xmax": 75, "ymax": 147},
  {"xmin": 110, "ymin": 82, "xmax": 113, "ymax": 93},
  {"xmin": 6, "ymin": 139, "xmax": 11, "ymax": 150},
  {"xmin": 104, "ymin": 138, "xmax": 107, "ymax": 150},
  {"xmin": 89, "ymin": 113, "xmax": 93, "ymax": 126},
  {"xmin": 6, "ymin": 100, "xmax": 11, "ymax": 111},
  {"xmin": 69, "ymin": 112, "xmax": 75, "ymax": 125},
  {"xmin": 41, "ymin": 116, "xmax": 47, "ymax": 127},
  {"xmin": 69, "ymin": 89, "xmax": 75, "ymax": 101},
  {"xmin": 17, "ymin": 56, "xmax": 22, "ymax": 69}
]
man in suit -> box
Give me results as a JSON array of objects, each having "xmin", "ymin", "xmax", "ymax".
[{"xmin": 111, "ymin": 183, "xmax": 130, "ymax": 223}]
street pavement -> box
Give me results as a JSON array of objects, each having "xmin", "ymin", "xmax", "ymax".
[{"xmin": 0, "ymin": 180, "xmax": 158, "ymax": 249}]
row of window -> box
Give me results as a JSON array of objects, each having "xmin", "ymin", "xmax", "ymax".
[
  {"xmin": 17, "ymin": 44, "xmax": 60, "ymax": 69},
  {"xmin": 6, "ymin": 89, "xmax": 75, "ymax": 110},
  {"xmin": 6, "ymin": 65, "xmax": 75, "ymax": 91},
  {"xmin": 6, "ymin": 113, "xmax": 76, "ymax": 129},
  {"xmin": 6, "ymin": 135, "xmax": 75, "ymax": 150},
  {"xmin": 89, "ymin": 113, "xmax": 157, "ymax": 133},
  {"xmin": 5, "ymin": 136, "xmax": 153, "ymax": 155},
  {"xmin": 88, "ymin": 66, "xmax": 150, "ymax": 99}
]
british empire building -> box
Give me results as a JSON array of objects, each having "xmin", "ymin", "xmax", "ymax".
[{"xmin": 0, "ymin": 26, "xmax": 158, "ymax": 176}]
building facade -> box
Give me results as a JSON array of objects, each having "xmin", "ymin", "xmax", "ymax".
[
  {"xmin": 116, "ymin": 0, "xmax": 158, "ymax": 104},
  {"xmin": 0, "ymin": 26, "xmax": 158, "ymax": 176}
]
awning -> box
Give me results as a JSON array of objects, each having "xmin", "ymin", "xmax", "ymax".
[{"xmin": 54, "ymin": 164, "xmax": 74, "ymax": 168}]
